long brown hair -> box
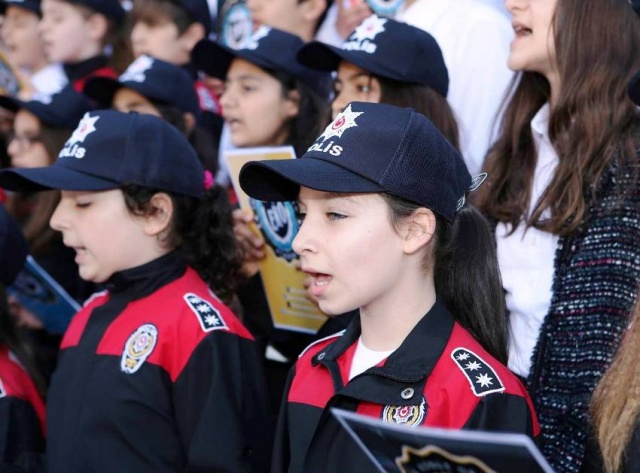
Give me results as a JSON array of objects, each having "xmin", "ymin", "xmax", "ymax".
[
  {"xmin": 475, "ymin": 0, "xmax": 640, "ymax": 236},
  {"xmin": 591, "ymin": 299, "xmax": 640, "ymax": 472}
]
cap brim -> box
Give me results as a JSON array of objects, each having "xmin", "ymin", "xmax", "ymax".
[
  {"xmin": 191, "ymin": 40, "xmax": 235, "ymax": 79},
  {"xmin": 83, "ymin": 77, "xmax": 121, "ymax": 108},
  {"xmin": 239, "ymin": 157, "xmax": 383, "ymax": 201},
  {"xmin": 296, "ymin": 41, "xmax": 344, "ymax": 71},
  {"xmin": 629, "ymin": 70, "xmax": 640, "ymax": 106},
  {"xmin": 0, "ymin": 165, "xmax": 120, "ymax": 193},
  {"xmin": 0, "ymin": 95, "xmax": 22, "ymax": 114}
]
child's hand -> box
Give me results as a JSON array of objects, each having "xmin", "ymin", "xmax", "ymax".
[
  {"xmin": 7, "ymin": 295, "xmax": 43, "ymax": 330},
  {"xmin": 336, "ymin": 0, "xmax": 373, "ymax": 40},
  {"xmin": 233, "ymin": 208, "xmax": 266, "ymax": 277}
]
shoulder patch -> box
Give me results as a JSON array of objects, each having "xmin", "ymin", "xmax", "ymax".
[
  {"xmin": 298, "ymin": 329, "xmax": 345, "ymax": 359},
  {"xmin": 450, "ymin": 347, "xmax": 505, "ymax": 397},
  {"xmin": 121, "ymin": 324, "xmax": 158, "ymax": 374},
  {"xmin": 184, "ymin": 293, "xmax": 228, "ymax": 332}
]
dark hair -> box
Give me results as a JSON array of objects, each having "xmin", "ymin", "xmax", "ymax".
[
  {"xmin": 121, "ymin": 183, "xmax": 244, "ymax": 303},
  {"xmin": 0, "ymin": 285, "xmax": 47, "ymax": 397},
  {"xmin": 151, "ymin": 102, "xmax": 219, "ymax": 174},
  {"xmin": 5, "ymin": 123, "xmax": 71, "ymax": 255},
  {"xmin": 132, "ymin": 0, "xmax": 194, "ymax": 34},
  {"xmin": 377, "ymin": 76, "xmax": 460, "ymax": 152},
  {"xmin": 383, "ymin": 195, "xmax": 508, "ymax": 364},
  {"xmin": 476, "ymin": 0, "xmax": 640, "ymax": 237},
  {"xmin": 267, "ymin": 69, "xmax": 331, "ymax": 157}
]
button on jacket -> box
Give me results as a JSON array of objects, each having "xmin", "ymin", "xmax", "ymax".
[
  {"xmin": 46, "ymin": 253, "xmax": 270, "ymax": 473},
  {"xmin": 273, "ymin": 299, "xmax": 539, "ymax": 473}
]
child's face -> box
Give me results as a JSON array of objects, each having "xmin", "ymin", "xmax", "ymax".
[
  {"xmin": 130, "ymin": 17, "xmax": 190, "ymax": 65},
  {"xmin": 39, "ymin": 0, "xmax": 100, "ymax": 64},
  {"xmin": 7, "ymin": 109, "xmax": 50, "ymax": 169},
  {"xmin": 49, "ymin": 189, "xmax": 158, "ymax": 283},
  {"xmin": 332, "ymin": 61, "xmax": 382, "ymax": 120},
  {"xmin": 292, "ymin": 187, "xmax": 406, "ymax": 316},
  {"xmin": 0, "ymin": 5, "xmax": 48, "ymax": 71},
  {"xmin": 220, "ymin": 58, "xmax": 298, "ymax": 148},
  {"xmin": 112, "ymin": 88, "xmax": 162, "ymax": 117},
  {"xmin": 505, "ymin": 0, "xmax": 558, "ymax": 78}
]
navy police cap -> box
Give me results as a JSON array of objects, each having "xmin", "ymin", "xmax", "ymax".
[
  {"xmin": 69, "ymin": 0, "xmax": 125, "ymax": 22},
  {"xmin": 239, "ymin": 102, "xmax": 472, "ymax": 221},
  {"xmin": 0, "ymin": 85, "xmax": 94, "ymax": 129},
  {"xmin": 84, "ymin": 55, "xmax": 201, "ymax": 119},
  {"xmin": 297, "ymin": 15, "xmax": 449, "ymax": 97},
  {"xmin": 192, "ymin": 26, "xmax": 332, "ymax": 98},
  {"xmin": 0, "ymin": 110, "xmax": 204, "ymax": 198}
]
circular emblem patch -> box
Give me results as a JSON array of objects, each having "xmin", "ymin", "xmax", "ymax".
[
  {"xmin": 121, "ymin": 324, "xmax": 158, "ymax": 374},
  {"xmin": 382, "ymin": 397, "xmax": 426, "ymax": 426},
  {"xmin": 220, "ymin": 1, "xmax": 252, "ymax": 49},
  {"xmin": 250, "ymin": 198, "xmax": 299, "ymax": 262}
]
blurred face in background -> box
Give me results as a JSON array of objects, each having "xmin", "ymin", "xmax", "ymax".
[
  {"xmin": 331, "ymin": 61, "xmax": 381, "ymax": 119},
  {"xmin": 0, "ymin": 5, "xmax": 48, "ymax": 72},
  {"xmin": 7, "ymin": 109, "xmax": 49, "ymax": 168}
]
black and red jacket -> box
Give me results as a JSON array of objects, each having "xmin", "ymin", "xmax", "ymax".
[
  {"xmin": 273, "ymin": 298, "xmax": 539, "ymax": 473},
  {"xmin": 65, "ymin": 55, "xmax": 117, "ymax": 93},
  {"xmin": 0, "ymin": 345, "xmax": 45, "ymax": 464},
  {"xmin": 46, "ymin": 253, "xmax": 271, "ymax": 472}
]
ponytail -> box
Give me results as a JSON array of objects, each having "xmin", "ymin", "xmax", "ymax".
[
  {"xmin": 122, "ymin": 184, "xmax": 244, "ymax": 304},
  {"xmin": 433, "ymin": 205, "xmax": 508, "ymax": 364},
  {"xmin": 384, "ymin": 194, "xmax": 508, "ymax": 364}
]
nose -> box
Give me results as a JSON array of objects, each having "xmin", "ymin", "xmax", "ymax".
[
  {"xmin": 130, "ymin": 23, "xmax": 146, "ymax": 50},
  {"xmin": 49, "ymin": 197, "xmax": 69, "ymax": 232},
  {"xmin": 219, "ymin": 86, "xmax": 234, "ymax": 111},
  {"xmin": 504, "ymin": 0, "xmax": 524, "ymax": 13},
  {"xmin": 7, "ymin": 136, "xmax": 20, "ymax": 159},
  {"xmin": 292, "ymin": 215, "xmax": 316, "ymax": 256}
]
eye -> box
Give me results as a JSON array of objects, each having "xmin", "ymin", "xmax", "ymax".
[
  {"xmin": 356, "ymin": 84, "xmax": 371, "ymax": 94},
  {"xmin": 327, "ymin": 212, "xmax": 346, "ymax": 221},
  {"xmin": 296, "ymin": 211, "xmax": 306, "ymax": 225},
  {"xmin": 75, "ymin": 202, "xmax": 91, "ymax": 209}
]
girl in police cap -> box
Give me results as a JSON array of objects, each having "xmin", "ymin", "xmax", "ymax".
[
  {"xmin": 0, "ymin": 110, "xmax": 270, "ymax": 472},
  {"xmin": 298, "ymin": 14, "xmax": 460, "ymax": 151},
  {"xmin": 239, "ymin": 101, "xmax": 538, "ymax": 473},
  {"xmin": 474, "ymin": 0, "xmax": 640, "ymax": 471}
]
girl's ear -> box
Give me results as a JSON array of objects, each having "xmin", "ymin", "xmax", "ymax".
[
  {"xmin": 283, "ymin": 89, "xmax": 300, "ymax": 119},
  {"xmin": 87, "ymin": 12, "xmax": 109, "ymax": 43},
  {"xmin": 402, "ymin": 208, "xmax": 436, "ymax": 255},
  {"xmin": 142, "ymin": 192, "xmax": 174, "ymax": 237}
]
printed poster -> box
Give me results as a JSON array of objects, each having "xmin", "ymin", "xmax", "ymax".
[{"xmin": 226, "ymin": 146, "xmax": 328, "ymax": 333}]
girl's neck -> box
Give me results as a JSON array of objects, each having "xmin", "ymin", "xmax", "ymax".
[{"xmin": 359, "ymin": 272, "xmax": 436, "ymax": 352}]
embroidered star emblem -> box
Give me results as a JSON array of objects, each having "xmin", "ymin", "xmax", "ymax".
[
  {"xmin": 465, "ymin": 361, "xmax": 481, "ymax": 371},
  {"xmin": 475, "ymin": 373, "xmax": 494, "ymax": 388},
  {"xmin": 67, "ymin": 114, "xmax": 99, "ymax": 145},
  {"xmin": 317, "ymin": 104, "xmax": 363, "ymax": 143},
  {"xmin": 120, "ymin": 55, "xmax": 154, "ymax": 83},
  {"xmin": 456, "ymin": 352, "xmax": 470, "ymax": 361},
  {"xmin": 196, "ymin": 303, "xmax": 212, "ymax": 313},
  {"xmin": 204, "ymin": 314, "xmax": 220, "ymax": 327},
  {"xmin": 349, "ymin": 15, "xmax": 387, "ymax": 43}
]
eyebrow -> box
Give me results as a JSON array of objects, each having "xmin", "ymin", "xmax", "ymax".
[{"xmin": 297, "ymin": 192, "xmax": 360, "ymax": 206}]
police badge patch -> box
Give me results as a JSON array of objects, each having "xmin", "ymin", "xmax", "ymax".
[
  {"xmin": 121, "ymin": 324, "xmax": 158, "ymax": 374},
  {"xmin": 184, "ymin": 293, "xmax": 228, "ymax": 332},
  {"xmin": 451, "ymin": 348, "xmax": 505, "ymax": 397},
  {"xmin": 382, "ymin": 397, "xmax": 426, "ymax": 426}
]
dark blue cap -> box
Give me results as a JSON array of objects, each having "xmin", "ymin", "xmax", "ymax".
[
  {"xmin": 0, "ymin": 110, "xmax": 204, "ymax": 198},
  {"xmin": 297, "ymin": 15, "xmax": 449, "ymax": 97},
  {"xmin": 0, "ymin": 0, "xmax": 41, "ymax": 15},
  {"xmin": 0, "ymin": 205, "xmax": 28, "ymax": 286},
  {"xmin": 239, "ymin": 101, "xmax": 471, "ymax": 221},
  {"xmin": 191, "ymin": 26, "xmax": 332, "ymax": 98},
  {"xmin": 69, "ymin": 0, "xmax": 125, "ymax": 22},
  {"xmin": 0, "ymin": 85, "xmax": 94, "ymax": 129},
  {"xmin": 181, "ymin": 0, "xmax": 212, "ymax": 33},
  {"xmin": 632, "ymin": 0, "xmax": 640, "ymax": 14},
  {"xmin": 84, "ymin": 55, "xmax": 201, "ymax": 119}
]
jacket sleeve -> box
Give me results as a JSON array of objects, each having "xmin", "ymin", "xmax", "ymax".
[
  {"xmin": 271, "ymin": 365, "xmax": 295, "ymax": 473},
  {"xmin": 172, "ymin": 331, "xmax": 272, "ymax": 472},
  {"xmin": 463, "ymin": 392, "xmax": 538, "ymax": 439}
]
